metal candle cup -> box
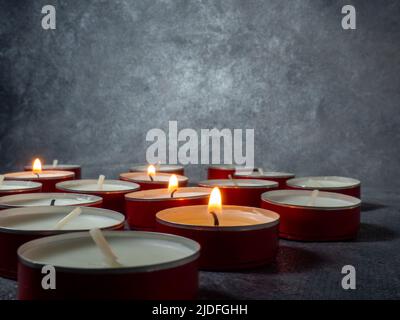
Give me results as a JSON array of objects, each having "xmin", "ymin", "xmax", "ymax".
[
  {"xmin": 198, "ymin": 179, "xmax": 278, "ymax": 207},
  {"xmin": 0, "ymin": 206, "xmax": 124, "ymax": 279},
  {"xmin": 17, "ymin": 231, "xmax": 200, "ymax": 300},
  {"xmin": 4, "ymin": 170, "xmax": 75, "ymax": 192},
  {"xmin": 119, "ymin": 172, "xmax": 188, "ymax": 190},
  {"xmin": 207, "ymin": 165, "xmax": 241, "ymax": 179},
  {"xmin": 24, "ymin": 164, "xmax": 82, "ymax": 179},
  {"xmin": 56, "ymin": 179, "xmax": 140, "ymax": 214},
  {"xmin": 0, "ymin": 192, "xmax": 103, "ymax": 210},
  {"xmin": 0, "ymin": 181, "xmax": 42, "ymax": 197},
  {"xmin": 233, "ymin": 171, "xmax": 295, "ymax": 189},
  {"xmin": 130, "ymin": 164, "xmax": 184, "ymax": 176},
  {"xmin": 156, "ymin": 205, "xmax": 280, "ymax": 270},
  {"xmin": 261, "ymin": 190, "xmax": 361, "ymax": 241},
  {"xmin": 125, "ymin": 187, "xmax": 211, "ymax": 231},
  {"xmin": 286, "ymin": 176, "xmax": 361, "ymax": 198}
]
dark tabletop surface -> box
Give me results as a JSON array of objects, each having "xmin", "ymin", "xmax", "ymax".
[{"xmin": 1, "ymin": 188, "xmax": 399, "ymax": 300}]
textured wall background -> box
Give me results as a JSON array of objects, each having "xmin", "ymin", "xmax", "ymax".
[{"xmin": 0, "ymin": 0, "xmax": 399, "ymax": 189}]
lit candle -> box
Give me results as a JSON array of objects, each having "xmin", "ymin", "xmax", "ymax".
[
  {"xmin": 5, "ymin": 159, "xmax": 75, "ymax": 192},
  {"xmin": 156, "ymin": 187, "xmax": 280, "ymax": 270},
  {"xmin": 198, "ymin": 178, "xmax": 278, "ymax": 207},
  {"xmin": 24, "ymin": 160, "xmax": 82, "ymax": 179},
  {"xmin": 233, "ymin": 168, "xmax": 295, "ymax": 189},
  {"xmin": 286, "ymin": 176, "xmax": 361, "ymax": 198},
  {"xmin": 0, "ymin": 180, "xmax": 42, "ymax": 197},
  {"xmin": 0, "ymin": 192, "xmax": 103, "ymax": 210},
  {"xmin": 17, "ymin": 231, "xmax": 200, "ymax": 300},
  {"xmin": 56, "ymin": 177, "xmax": 140, "ymax": 214},
  {"xmin": 261, "ymin": 189, "xmax": 361, "ymax": 241},
  {"xmin": 120, "ymin": 165, "xmax": 188, "ymax": 190},
  {"xmin": 0, "ymin": 206, "xmax": 124, "ymax": 279},
  {"xmin": 125, "ymin": 175, "xmax": 210, "ymax": 230},
  {"xmin": 130, "ymin": 163, "xmax": 184, "ymax": 176}
]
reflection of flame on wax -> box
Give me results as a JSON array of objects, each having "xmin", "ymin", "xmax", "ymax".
[
  {"xmin": 168, "ymin": 174, "xmax": 178, "ymax": 197},
  {"xmin": 32, "ymin": 159, "xmax": 42, "ymax": 174},
  {"xmin": 208, "ymin": 187, "xmax": 222, "ymax": 226},
  {"xmin": 147, "ymin": 165, "xmax": 156, "ymax": 181}
]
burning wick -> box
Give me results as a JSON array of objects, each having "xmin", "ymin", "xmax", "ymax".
[
  {"xmin": 89, "ymin": 228, "xmax": 122, "ymax": 268},
  {"xmin": 52, "ymin": 159, "xmax": 58, "ymax": 167},
  {"xmin": 50, "ymin": 199, "xmax": 56, "ymax": 206},
  {"xmin": 147, "ymin": 165, "xmax": 156, "ymax": 182},
  {"xmin": 97, "ymin": 174, "xmax": 105, "ymax": 190},
  {"xmin": 307, "ymin": 190, "xmax": 319, "ymax": 206},
  {"xmin": 208, "ymin": 187, "xmax": 222, "ymax": 227},
  {"xmin": 54, "ymin": 207, "xmax": 82, "ymax": 230},
  {"xmin": 0, "ymin": 175, "xmax": 4, "ymax": 186},
  {"xmin": 258, "ymin": 168, "xmax": 264, "ymax": 175},
  {"xmin": 168, "ymin": 174, "xmax": 178, "ymax": 198},
  {"xmin": 228, "ymin": 174, "xmax": 238, "ymax": 187},
  {"xmin": 32, "ymin": 158, "xmax": 42, "ymax": 178}
]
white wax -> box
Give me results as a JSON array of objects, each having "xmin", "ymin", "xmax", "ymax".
[
  {"xmin": 0, "ymin": 193, "xmax": 99, "ymax": 207},
  {"xmin": 234, "ymin": 171, "xmax": 294, "ymax": 178},
  {"xmin": 57, "ymin": 179, "xmax": 139, "ymax": 192},
  {"xmin": 126, "ymin": 187, "xmax": 210, "ymax": 200},
  {"xmin": 120, "ymin": 172, "xmax": 187, "ymax": 183},
  {"xmin": 25, "ymin": 164, "xmax": 79, "ymax": 170},
  {"xmin": 21, "ymin": 233, "xmax": 196, "ymax": 269},
  {"xmin": 0, "ymin": 181, "xmax": 40, "ymax": 191},
  {"xmin": 5, "ymin": 170, "xmax": 73, "ymax": 179},
  {"xmin": 288, "ymin": 176, "xmax": 360, "ymax": 189},
  {"xmin": 130, "ymin": 164, "xmax": 183, "ymax": 172},
  {"xmin": 199, "ymin": 179, "xmax": 277, "ymax": 188}
]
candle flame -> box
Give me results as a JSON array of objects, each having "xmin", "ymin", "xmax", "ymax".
[
  {"xmin": 147, "ymin": 165, "xmax": 156, "ymax": 178},
  {"xmin": 32, "ymin": 158, "xmax": 42, "ymax": 174},
  {"xmin": 168, "ymin": 174, "xmax": 178, "ymax": 194},
  {"xmin": 208, "ymin": 187, "xmax": 222, "ymax": 215}
]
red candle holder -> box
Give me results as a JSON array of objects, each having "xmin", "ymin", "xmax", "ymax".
[
  {"xmin": 0, "ymin": 181, "xmax": 42, "ymax": 197},
  {"xmin": 0, "ymin": 206, "xmax": 124, "ymax": 279},
  {"xmin": 198, "ymin": 179, "xmax": 278, "ymax": 207},
  {"xmin": 286, "ymin": 176, "xmax": 361, "ymax": 198},
  {"xmin": 0, "ymin": 193, "xmax": 103, "ymax": 210},
  {"xmin": 56, "ymin": 179, "xmax": 140, "ymax": 214},
  {"xmin": 24, "ymin": 164, "xmax": 82, "ymax": 179},
  {"xmin": 207, "ymin": 165, "xmax": 239, "ymax": 179},
  {"xmin": 18, "ymin": 231, "xmax": 200, "ymax": 300},
  {"xmin": 4, "ymin": 171, "xmax": 75, "ymax": 192},
  {"xmin": 125, "ymin": 187, "xmax": 211, "ymax": 231},
  {"xmin": 120, "ymin": 172, "xmax": 188, "ymax": 190},
  {"xmin": 261, "ymin": 190, "xmax": 361, "ymax": 241},
  {"xmin": 233, "ymin": 171, "xmax": 295, "ymax": 189},
  {"xmin": 130, "ymin": 164, "xmax": 184, "ymax": 176},
  {"xmin": 156, "ymin": 205, "xmax": 280, "ymax": 270}
]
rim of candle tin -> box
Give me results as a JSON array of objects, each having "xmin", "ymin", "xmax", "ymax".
[
  {"xmin": 56, "ymin": 179, "xmax": 140, "ymax": 194},
  {"xmin": 208, "ymin": 164, "xmax": 256, "ymax": 170},
  {"xmin": 129, "ymin": 164, "xmax": 184, "ymax": 172},
  {"xmin": 198, "ymin": 179, "xmax": 278, "ymax": 189},
  {"xmin": 261, "ymin": 190, "xmax": 361, "ymax": 210},
  {"xmin": 286, "ymin": 176, "xmax": 361, "ymax": 189},
  {"xmin": 156, "ymin": 205, "xmax": 280, "ymax": 231},
  {"xmin": 18, "ymin": 231, "xmax": 200, "ymax": 274},
  {"xmin": 0, "ymin": 180, "xmax": 42, "ymax": 193},
  {"xmin": 234, "ymin": 171, "xmax": 295, "ymax": 178},
  {"xmin": 0, "ymin": 206, "xmax": 125, "ymax": 235},
  {"xmin": 120, "ymin": 172, "xmax": 189, "ymax": 184},
  {"xmin": 125, "ymin": 187, "xmax": 211, "ymax": 202},
  {"xmin": 5, "ymin": 170, "xmax": 75, "ymax": 181},
  {"xmin": 0, "ymin": 192, "xmax": 103, "ymax": 209},
  {"xmin": 24, "ymin": 164, "xmax": 81, "ymax": 170}
]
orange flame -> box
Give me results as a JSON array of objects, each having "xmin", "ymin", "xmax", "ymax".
[
  {"xmin": 32, "ymin": 158, "xmax": 42, "ymax": 174},
  {"xmin": 147, "ymin": 165, "xmax": 156, "ymax": 178},
  {"xmin": 168, "ymin": 174, "xmax": 178, "ymax": 194},
  {"xmin": 208, "ymin": 187, "xmax": 222, "ymax": 215}
]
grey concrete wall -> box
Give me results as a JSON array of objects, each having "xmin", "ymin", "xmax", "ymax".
[{"xmin": 0, "ymin": 0, "xmax": 399, "ymax": 188}]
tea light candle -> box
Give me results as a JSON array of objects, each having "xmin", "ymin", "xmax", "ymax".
[
  {"xmin": 156, "ymin": 187, "xmax": 280, "ymax": 270},
  {"xmin": 207, "ymin": 164, "xmax": 256, "ymax": 179},
  {"xmin": 0, "ymin": 206, "xmax": 124, "ymax": 279},
  {"xmin": 17, "ymin": 231, "xmax": 200, "ymax": 300},
  {"xmin": 125, "ymin": 180, "xmax": 211, "ymax": 230},
  {"xmin": 198, "ymin": 179, "xmax": 278, "ymax": 207},
  {"xmin": 5, "ymin": 159, "xmax": 74, "ymax": 192},
  {"xmin": 0, "ymin": 192, "xmax": 103, "ymax": 209},
  {"xmin": 261, "ymin": 189, "xmax": 361, "ymax": 241},
  {"xmin": 120, "ymin": 165, "xmax": 188, "ymax": 190},
  {"xmin": 286, "ymin": 176, "xmax": 361, "ymax": 198},
  {"xmin": 0, "ymin": 180, "xmax": 42, "ymax": 197},
  {"xmin": 233, "ymin": 169, "xmax": 295, "ymax": 189},
  {"xmin": 56, "ymin": 177, "xmax": 140, "ymax": 214},
  {"xmin": 130, "ymin": 164, "xmax": 184, "ymax": 176},
  {"xmin": 24, "ymin": 161, "xmax": 82, "ymax": 179}
]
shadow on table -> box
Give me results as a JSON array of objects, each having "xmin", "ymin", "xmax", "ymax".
[
  {"xmin": 356, "ymin": 223, "xmax": 398, "ymax": 242},
  {"xmin": 361, "ymin": 202, "xmax": 387, "ymax": 212}
]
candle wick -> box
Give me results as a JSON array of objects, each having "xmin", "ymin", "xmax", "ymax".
[
  {"xmin": 35, "ymin": 173, "xmax": 40, "ymax": 178},
  {"xmin": 210, "ymin": 211, "xmax": 220, "ymax": 227},
  {"xmin": 149, "ymin": 175, "xmax": 154, "ymax": 182},
  {"xmin": 170, "ymin": 189, "xmax": 177, "ymax": 198},
  {"xmin": 50, "ymin": 199, "xmax": 56, "ymax": 206}
]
